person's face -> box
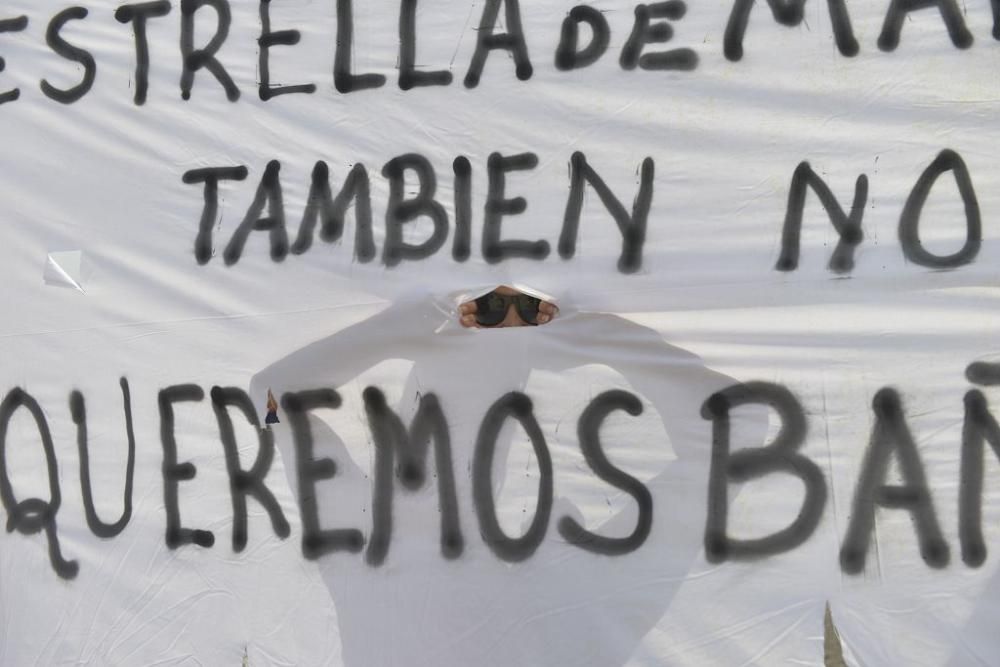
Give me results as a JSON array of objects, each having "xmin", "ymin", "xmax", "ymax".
[{"xmin": 459, "ymin": 286, "xmax": 558, "ymax": 328}]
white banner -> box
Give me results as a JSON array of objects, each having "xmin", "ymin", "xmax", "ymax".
[{"xmin": 2, "ymin": 1, "xmax": 999, "ymax": 664}]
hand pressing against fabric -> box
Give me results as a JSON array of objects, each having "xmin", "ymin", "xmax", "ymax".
[{"xmin": 458, "ymin": 286, "xmax": 558, "ymax": 328}]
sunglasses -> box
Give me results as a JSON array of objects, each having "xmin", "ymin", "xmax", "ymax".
[{"xmin": 474, "ymin": 291, "xmax": 542, "ymax": 327}]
